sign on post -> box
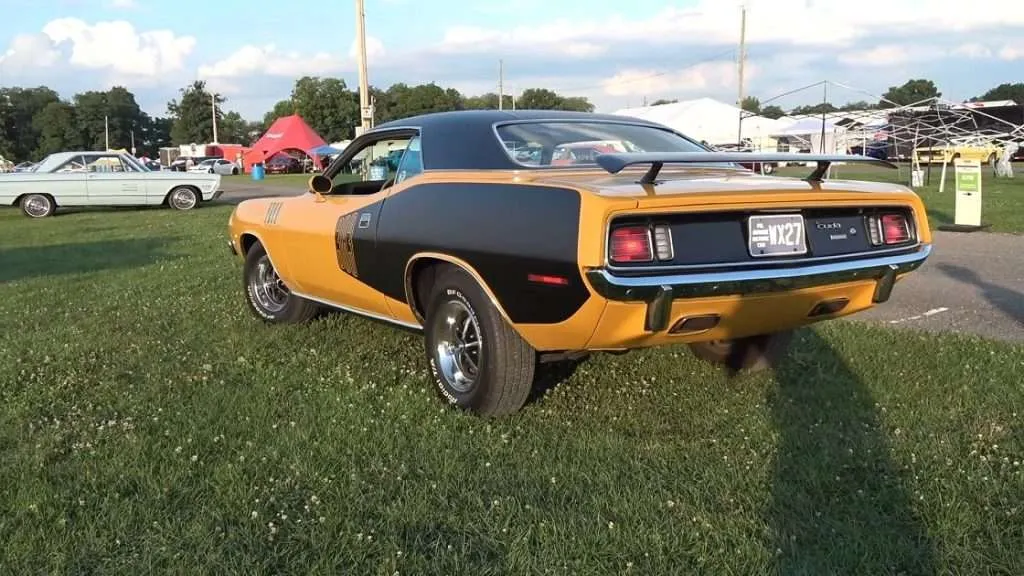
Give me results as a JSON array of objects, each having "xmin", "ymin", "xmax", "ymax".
[
  {"xmin": 937, "ymin": 157, "xmax": 991, "ymax": 232},
  {"xmin": 953, "ymin": 158, "xmax": 982, "ymax": 227}
]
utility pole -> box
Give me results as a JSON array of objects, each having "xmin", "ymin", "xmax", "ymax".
[
  {"xmin": 355, "ymin": 0, "xmax": 372, "ymax": 134},
  {"xmin": 498, "ymin": 59, "xmax": 504, "ymax": 110},
  {"xmin": 211, "ymin": 92, "xmax": 219, "ymax": 144},
  {"xmin": 104, "ymin": 115, "xmax": 110, "ymax": 150},
  {"xmin": 736, "ymin": 3, "xmax": 747, "ymax": 143}
]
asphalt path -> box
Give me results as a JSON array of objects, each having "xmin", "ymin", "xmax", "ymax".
[{"xmin": 216, "ymin": 181, "xmax": 1024, "ymax": 343}]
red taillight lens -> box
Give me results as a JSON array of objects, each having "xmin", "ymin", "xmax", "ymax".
[
  {"xmin": 881, "ymin": 214, "xmax": 910, "ymax": 244},
  {"xmin": 610, "ymin": 226, "xmax": 653, "ymax": 263},
  {"xmin": 868, "ymin": 213, "xmax": 912, "ymax": 245}
]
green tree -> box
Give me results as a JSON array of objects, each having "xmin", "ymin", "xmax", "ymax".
[
  {"xmin": 879, "ymin": 79, "xmax": 941, "ymax": 108},
  {"xmin": 463, "ymin": 92, "xmax": 513, "ymax": 110},
  {"xmin": 516, "ymin": 88, "xmax": 594, "ymax": 111},
  {"xmin": 974, "ymin": 82, "xmax": 1024, "ymax": 106},
  {"xmin": 650, "ymin": 98, "xmax": 678, "ymax": 106},
  {"xmin": 741, "ymin": 96, "xmax": 760, "ymax": 113},
  {"xmin": 760, "ymin": 104, "xmax": 786, "ymax": 119},
  {"xmin": 0, "ymin": 86, "xmax": 61, "ymax": 161},
  {"xmin": 287, "ymin": 76, "xmax": 360, "ymax": 142},
  {"xmin": 32, "ymin": 101, "xmax": 83, "ymax": 157},
  {"xmin": 167, "ymin": 81, "xmax": 226, "ymax": 145},
  {"xmin": 790, "ymin": 102, "xmax": 838, "ymax": 115},
  {"xmin": 217, "ymin": 110, "xmax": 251, "ymax": 144},
  {"xmin": 376, "ymin": 82, "xmax": 463, "ymax": 123}
]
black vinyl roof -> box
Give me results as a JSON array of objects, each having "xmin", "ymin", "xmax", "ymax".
[{"xmin": 369, "ymin": 109, "xmax": 675, "ymax": 171}]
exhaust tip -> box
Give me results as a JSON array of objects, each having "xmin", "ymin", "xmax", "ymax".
[
  {"xmin": 809, "ymin": 298, "xmax": 850, "ymax": 318},
  {"xmin": 669, "ymin": 314, "xmax": 720, "ymax": 334}
]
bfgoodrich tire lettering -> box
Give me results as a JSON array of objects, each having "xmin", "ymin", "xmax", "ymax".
[
  {"xmin": 243, "ymin": 241, "xmax": 319, "ymax": 324},
  {"xmin": 423, "ymin": 265, "xmax": 536, "ymax": 417}
]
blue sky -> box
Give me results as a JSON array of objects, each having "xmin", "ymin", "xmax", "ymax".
[{"xmin": 2, "ymin": 0, "xmax": 1024, "ymax": 120}]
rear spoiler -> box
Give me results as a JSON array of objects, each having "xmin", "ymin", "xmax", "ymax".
[{"xmin": 593, "ymin": 152, "xmax": 897, "ymax": 184}]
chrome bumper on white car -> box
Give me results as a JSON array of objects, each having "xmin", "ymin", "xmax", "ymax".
[{"xmin": 585, "ymin": 244, "xmax": 933, "ymax": 332}]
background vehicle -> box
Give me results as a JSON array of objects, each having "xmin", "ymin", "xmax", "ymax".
[
  {"xmin": 0, "ymin": 150, "xmax": 222, "ymax": 217},
  {"xmin": 226, "ymin": 110, "xmax": 931, "ymax": 417},
  {"xmin": 189, "ymin": 157, "xmax": 240, "ymax": 175},
  {"xmin": 265, "ymin": 155, "xmax": 301, "ymax": 174}
]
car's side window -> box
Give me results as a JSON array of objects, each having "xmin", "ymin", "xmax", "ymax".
[
  {"xmin": 55, "ymin": 155, "xmax": 87, "ymax": 172},
  {"xmin": 394, "ymin": 136, "xmax": 423, "ymax": 184},
  {"xmin": 330, "ymin": 133, "xmax": 417, "ymax": 195}
]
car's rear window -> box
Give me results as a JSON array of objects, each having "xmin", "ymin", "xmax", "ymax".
[{"xmin": 495, "ymin": 120, "xmax": 706, "ymax": 167}]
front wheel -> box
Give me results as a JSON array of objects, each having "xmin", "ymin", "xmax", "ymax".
[
  {"xmin": 20, "ymin": 193, "xmax": 55, "ymax": 218},
  {"xmin": 167, "ymin": 186, "xmax": 199, "ymax": 211},
  {"xmin": 688, "ymin": 330, "xmax": 795, "ymax": 373},
  {"xmin": 423, "ymin": 265, "xmax": 536, "ymax": 417},
  {"xmin": 243, "ymin": 241, "xmax": 320, "ymax": 323}
]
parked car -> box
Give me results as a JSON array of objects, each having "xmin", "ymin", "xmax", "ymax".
[
  {"xmin": 226, "ymin": 110, "xmax": 932, "ymax": 417},
  {"xmin": 714, "ymin": 142, "xmax": 778, "ymax": 174},
  {"xmin": 265, "ymin": 155, "xmax": 301, "ymax": 174},
  {"xmin": 0, "ymin": 150, "xmax": 223, "ymax": 218},
  {"xmin": 189, "ymin": 157, "xmax": 240, "ymax": 176}
]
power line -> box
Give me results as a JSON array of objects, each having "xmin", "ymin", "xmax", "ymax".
[{"xmin": 539, "ymin": 47, "xmax": 737, "ymax": 97}]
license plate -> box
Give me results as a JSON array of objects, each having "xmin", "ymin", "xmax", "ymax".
[{"xmin": 748, "ymin": 214, "xmax": 807, "ymax": 257}]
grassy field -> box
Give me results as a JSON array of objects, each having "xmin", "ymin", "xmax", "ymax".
[
  {"xmin": 228, "ymin": 162, "xmax": 1024, "ymax": 234},
  {"xmin": 1, "ymin": 206, "xmax": 1023, "ymax": 574}
]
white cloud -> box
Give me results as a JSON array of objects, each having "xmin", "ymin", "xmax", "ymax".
[
  {"xmin": 0, "ymin": 33, "xmax": 62, "ymax": 70},
  {"xmin": 435, "ymin": 0, "xmax": 1024, "ymax": 54},
  {"xmin": 952, "ymin": 43, "xmax": 993, "ymax": 59},
  {"xmin": 106, "ymin": 0, "xmax": 137, "ymax": 7},
  {"xmin": 37, "ymin": 18, "xmax": 195, "ymax": 76},
  {"xmin": 998, "ymin": 41, "xmax": 1024, "ymax": 60},
  {"xmin": 837, "ymin": 44, "xmax": 938, "ymax": 67},
  {"xmin": 600, "ymin": 61, "xmax": 747, "ymax": 98}
]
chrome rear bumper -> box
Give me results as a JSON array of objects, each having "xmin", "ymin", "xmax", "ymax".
[{"xmin": 584, "ymin": 244, "xmax": 932, "ymax": 332}]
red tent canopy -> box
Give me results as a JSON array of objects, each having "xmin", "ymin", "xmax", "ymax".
[{"xmin": 244, "ymin": 114, "xmax": 327, "ymax": 170}]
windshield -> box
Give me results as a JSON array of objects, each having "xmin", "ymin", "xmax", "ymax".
[{"xmin": 495, "ymin": 120, "xmax": 707, "ymax": 167}]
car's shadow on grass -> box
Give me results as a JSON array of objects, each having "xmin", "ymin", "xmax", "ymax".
[
  {"xmin": 765, "ymin": 329, "xmax": 936, "ymax": 574},
  {"xmin": 0, "ymin": 237, "xmax": 179, "ymax": 283}
]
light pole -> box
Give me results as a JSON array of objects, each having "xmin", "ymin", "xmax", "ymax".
[{"xmin": 355, "ymin": 0, "xmax": 372, "ymax": 134}]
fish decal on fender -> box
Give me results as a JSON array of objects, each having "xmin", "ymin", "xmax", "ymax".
[{"xmin": 335, "ymin": 212, "xmax": 359, "ymax": 277}]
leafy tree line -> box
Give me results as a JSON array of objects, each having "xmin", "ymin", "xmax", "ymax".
[
  {"xmin": 2, "ymin": 76, "xmax": 1020, "ymax": 163},
  {"xmin": 0, "ymin": 78, "xmax": 594, "ymax": 163}
]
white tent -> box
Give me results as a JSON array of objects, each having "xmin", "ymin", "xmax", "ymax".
[
  {"xmin": 771, "ymin": 117, "xmax": 849, "ymax": 155},
  {"xmin": 612, "ymin": 97, "xmax": 787, "ymax": 149}
]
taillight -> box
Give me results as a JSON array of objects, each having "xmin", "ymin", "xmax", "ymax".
[
  {"xmin": 609, "ymin": 224, "xmax": 673, "ymax": 263},
  {"xmin": 610, "ymin": 226, "xmax": 652, "ymax": 263},
  {"xmin": 867, "ymin": 213, "xmax": 912, "ymax": 245}
]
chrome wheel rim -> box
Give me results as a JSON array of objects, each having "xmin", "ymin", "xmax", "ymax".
[
  {"xmin": 431, "ymin": 299, "xmax": 482, "ymax": 393},
  {"xmin": 250, "ymin": 255, "xmax": 288, "ymax": 313},
  {"xmin": 24, "ymin": 195, "xmax": 50, "ymax": 217},
  {"xmin": 170, "ymin": 188, "xmax": 197, "ymax": 210}
]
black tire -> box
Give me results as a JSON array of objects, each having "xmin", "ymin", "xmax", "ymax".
[
  {"xmin": 232, "ymin": 167, "xmax": 239, "ymax": 176},
  {"xmin": 688, "ymin": 330, "xmax": 795, "ymax": 373},
  {"xmin": 167, "ymin": 186, "xmax": 199, "ymax": 211},
  {"xmin": 243, "ymin": 241, "xmax": 320, "ymax": 324},
  {"xmin": 19, "ymin": 193, "xmax": 55, "ymax": 218},
  {"xmin": 422, "ymin": 265, "xmax": 536, "ymax": 417}
]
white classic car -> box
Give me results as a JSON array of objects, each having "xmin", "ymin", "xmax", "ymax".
[{"xmin": 0, "ymin": 150, "xmax": 224, "ymax": 218}]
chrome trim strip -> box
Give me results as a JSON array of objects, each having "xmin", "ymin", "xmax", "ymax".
[
  {"xmin": 291, "ymin": 290, "xmax": 422, "ymax": 331},
  {"xmin": 586, "ymin": 244, "xmax": 932, "ymax": 302}
]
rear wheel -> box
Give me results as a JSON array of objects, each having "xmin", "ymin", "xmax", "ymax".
[
  {"xmin": 243, "ymin": 241, "xmax": 320, "ymax": 323},
  {"xmin": 422, "ymin": 265, "xmax": 536, "ymax": 417},
  {"xmin": 689, "ymin": 330, "xmax": 794, "ymax": 373},
  {"xmin": 20, "ymin": 193, "xmax": 55, "ymax": 218}
]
